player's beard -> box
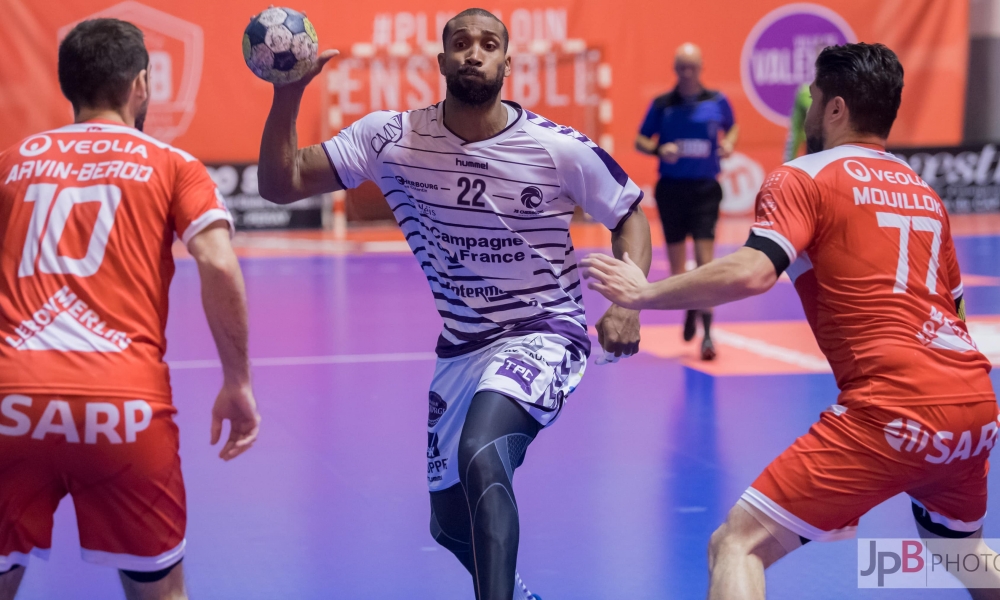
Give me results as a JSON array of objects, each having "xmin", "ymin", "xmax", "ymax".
[
  {"xmin": 446, "ymin": 63, "xmax": 505, "ymax": 107},
  {"xmin": 805, "ymin": 132, "xmax": 824, "ymax": 155},
  {"xmin": 804, "ymin": 107, "xmax": 824, "ymax": 154},
  {"xmin": 134, "ymin": 100, "xmax": 149, "ymax": 132}
]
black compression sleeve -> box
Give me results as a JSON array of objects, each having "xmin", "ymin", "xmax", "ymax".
[
  {"xmin": 120, "ymin": 559, "xmax": 182, "ymax": 583},
  {"xmin": 745, "ymin": 232, "xmax": 791, "ymax": 277}
]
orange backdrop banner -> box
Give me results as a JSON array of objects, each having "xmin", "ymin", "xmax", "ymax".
[{"xmin": 1, "ymin": 0, "xmax": 968, "ymax": 205}]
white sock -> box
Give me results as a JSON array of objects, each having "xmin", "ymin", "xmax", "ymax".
[{"xmin": 514, "ymin": 571, "xmax": 536, "ymax": 600}]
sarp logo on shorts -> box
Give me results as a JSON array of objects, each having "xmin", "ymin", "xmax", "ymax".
[
  {"xmin": 741, "ymin": 3, "xmax": 856, "ymax": 126},
  {"xmin": 882, "ymin": 415, "xmax": 998, "ymax": 465},
  {"xmin": 859, "ymin": 539, "xmax": 1000, "ymax": 588},
  {"xmin": 58, "ymin": 2, "xmax": 204, "ymax": 143},
  {"xmin": 497, "ymin": 356, "xmax": 539, "ymax": 394}
]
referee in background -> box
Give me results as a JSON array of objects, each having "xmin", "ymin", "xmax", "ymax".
[{"xmin": 636, "ymin": 43, "xmax": 738, "ymax": 360}]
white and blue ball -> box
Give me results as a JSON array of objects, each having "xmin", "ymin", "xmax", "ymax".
[{"xmin": 242, "ymin": 6, "xmax": 318, "ymax": 84}]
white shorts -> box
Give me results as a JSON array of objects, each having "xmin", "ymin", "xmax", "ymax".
[{"xmin": 426, "ymin": 332, "xmax": 587, "ymax": 491}]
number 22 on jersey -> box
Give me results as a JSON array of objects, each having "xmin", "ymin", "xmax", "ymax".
[{"xmin": 18, "ymin": 183, "xmax": 122, "ymax": 278}]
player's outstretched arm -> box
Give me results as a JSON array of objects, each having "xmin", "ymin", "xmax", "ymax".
[
  {"xmin": 583, "ymin": 246, "xmax": 776, "ymax": 311},
  {"xmin": 594, "ymin": 208, "xmax": 652, "ymax": 359},
  {"xmin": 187, "ymin": 222, "xmax": 261, "ymax": 461},
  {"xmin": 258, "ymin": 49, "xmax": 343, "ymax": 204}
]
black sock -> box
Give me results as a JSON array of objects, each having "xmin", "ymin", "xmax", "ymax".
[{"xmin": 702, "ymin": 311, "xmax": 713, "ymax": 338}]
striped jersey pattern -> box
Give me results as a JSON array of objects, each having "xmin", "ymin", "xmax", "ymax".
[{"xmin": 323, "ymin": 101, "xmax": 643, "ymax": 358}]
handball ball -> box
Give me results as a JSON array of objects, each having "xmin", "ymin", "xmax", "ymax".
[{"xmin": 243, "ymin": 6, "xmax": 318, "ymax": 85}]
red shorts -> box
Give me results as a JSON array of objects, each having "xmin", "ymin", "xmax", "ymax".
[
  {"xmin": 0, "ymin": 395, "xmax": 185, "ymax": 571},
  {"xmin": 743, "ymin": 401, "xmax": 1000, "ymax": 542}
]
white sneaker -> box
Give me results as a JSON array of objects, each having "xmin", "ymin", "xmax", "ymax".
[{"xmin": 514, "ymin": 571, "xmax": 541, "ymax": 600}]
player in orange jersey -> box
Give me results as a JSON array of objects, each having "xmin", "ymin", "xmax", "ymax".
[
  {"xmin": 583, "ymin": 43, "xmax": 1000, "ymax": 598},
  {"xmin": 0, "ymin": 19, "xmax": 260, "ymax": 600}
]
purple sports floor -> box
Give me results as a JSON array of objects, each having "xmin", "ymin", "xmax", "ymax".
[{"xmin": 13, "ymin": 232, "xmax": 1000, "ymax": 599}]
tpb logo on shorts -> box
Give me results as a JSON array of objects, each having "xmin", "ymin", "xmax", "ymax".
[
  {"xmin": 859, "ymin": 538, "xmax": 1000, "ymax": 588},
  {"xmin": 497, "ymin": 356, "xmax": 539, "ymax": 394}
]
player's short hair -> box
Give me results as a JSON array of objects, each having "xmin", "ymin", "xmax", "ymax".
[
  {"xmin": 58, "ymin": 19, "xmax": 149, "ymax": 113},
  {"xmin": 814, "ymin": 42, "xmax": 904, "ymax": 139},
  {"xmin": 442, "ymin": 8, "xmax": 509, "ymax": 52}
]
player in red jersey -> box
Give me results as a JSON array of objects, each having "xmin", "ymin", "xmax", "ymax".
[
  {"xmin": 583, "ymin": 43, "xmax": 1000, "ymax": 598},
  {"xmin": 0, "ymin": 19, "xmax": 260, "ymax": 600}
]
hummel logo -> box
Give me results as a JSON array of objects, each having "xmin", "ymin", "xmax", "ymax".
[{"xmin": 457, "ymin": 158, "xmax": 488, "ymax": 170}]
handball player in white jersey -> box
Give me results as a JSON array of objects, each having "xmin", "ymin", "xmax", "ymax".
[{"xmin": 257, "ymin": 9, "xmax": 652, "ymax": 599}]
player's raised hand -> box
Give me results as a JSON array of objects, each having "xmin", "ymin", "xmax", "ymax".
[
  {"xmin": 582, "ymin": 252, "xmax": 650, "ymax": 310},
  {"xmin": 211, "ymin": 383, "xmax": 261, "ymax": 461},
  {"xmin": 278, "ymin": 49, "xmax": 340, "ymax": 90}
]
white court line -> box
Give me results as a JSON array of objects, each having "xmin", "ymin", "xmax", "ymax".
[
  {"xmin": 711, "ymin": 328, "xmax": 832, "ymax": 372},
  {"xmin": 169, "ymin": 352, "xmax": 438, "ymax": 370}
]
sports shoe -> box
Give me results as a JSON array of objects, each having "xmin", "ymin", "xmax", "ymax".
[
  {"xmin": 701, "ymin": 336, "xmax": 717, "ymax": 361},
  {"xmin": 683, "ymin": 309, "xmax": 698, "ymax": 341},
  {"xmin": 515, "ymin": 571, "xmax": 541, "ymax": 600}
]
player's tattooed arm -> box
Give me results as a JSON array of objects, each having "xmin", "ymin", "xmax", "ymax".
[
  {"xmin": 594, "ymin": 208, "xmax": 652, "ymax": 358},
  {"xmin": 188, "ymin": 223, "xmax": 261, "ymax": 461},
  {"xmin": 583, "ymin": 246, "xmax": 776, "ymax": 311},
  {"xmin": 258, "ymin": 49, "xmax": 343, "ymax": 204}
]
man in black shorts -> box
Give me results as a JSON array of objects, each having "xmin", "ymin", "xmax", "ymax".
[{"xmin": 636, "ymin": 43, "xmax": 738, "ymax": 359}]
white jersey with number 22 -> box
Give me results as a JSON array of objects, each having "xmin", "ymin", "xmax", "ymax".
[{"xmin": 323, "ymin": 101, "xmax": 643, "ymax": 358}]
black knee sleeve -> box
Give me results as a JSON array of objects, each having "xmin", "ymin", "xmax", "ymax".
[
  {"xmin": 461, "ymin": 432, "xmax": 532, "ymax": 519},
  {"xmin": 120, "ymin": 558, "xmax": 182, "ymax": 583},
  {"xmin": 912, "ymin": 503, "xmax": 976, "ymax": 539},
  {"xmin": 457, "ymin": 392, "xmax": 539, "ymax": 527}
]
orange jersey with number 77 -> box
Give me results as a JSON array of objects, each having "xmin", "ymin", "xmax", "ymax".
[
  {"xmin": 0, "ymin": 120, "xmax": 233, "ymax": 402},
  {"xmin": 751, "ymin": 143, "xmax": 993, "ymax": 407}
]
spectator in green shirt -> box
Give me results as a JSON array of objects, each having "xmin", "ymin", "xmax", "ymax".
[{"xmin": 784, "ymin": 82, "xmax": 812, "ymax": 162}]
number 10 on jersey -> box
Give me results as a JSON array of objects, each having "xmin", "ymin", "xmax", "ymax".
[{"xmin": 18, "ymin": 183, "xmax": 122, "ymax": 278}]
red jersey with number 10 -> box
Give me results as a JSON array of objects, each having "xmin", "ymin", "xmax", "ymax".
[
  {"xmin": 751, "ymin": 143, "xmax": 993, "ymax": 407},
  {"xmin": 0, "ymin": 120, "xmax": 233, "ymax": 402}
]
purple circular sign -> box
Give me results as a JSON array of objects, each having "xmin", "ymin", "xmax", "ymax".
[{"xmin": 741, "ymin": 3, "xmax": 856, "ymax": 126}]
